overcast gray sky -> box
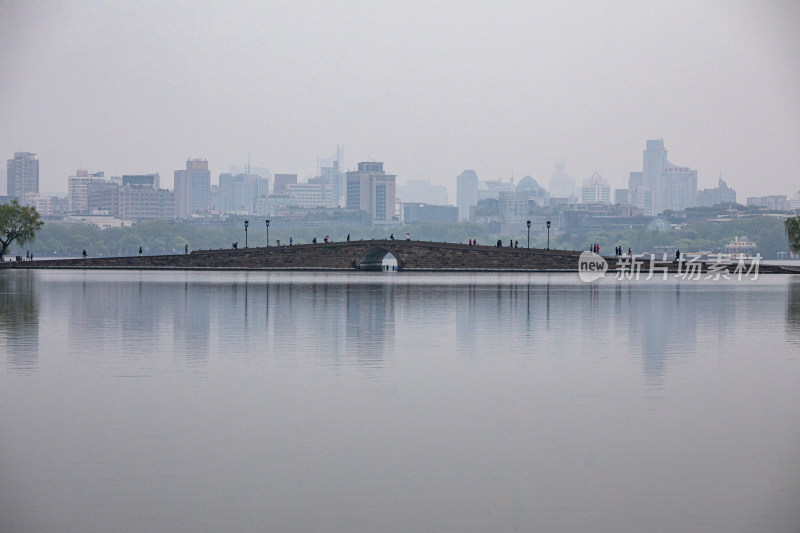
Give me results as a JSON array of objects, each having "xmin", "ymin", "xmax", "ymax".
[{"xmin": 1, "ymin": 0, "xmax": 798, "ymax": 201}]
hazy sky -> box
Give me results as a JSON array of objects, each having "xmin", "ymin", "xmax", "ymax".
[{"xmin": 1, "ymin": 0, "xmax": 798, "ymax": 201}]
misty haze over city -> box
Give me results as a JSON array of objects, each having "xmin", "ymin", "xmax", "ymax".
[{"xmin": 1, "ymin": 1, "xmax": 799, "ymax": 201}]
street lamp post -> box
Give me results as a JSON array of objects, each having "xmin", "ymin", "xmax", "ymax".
[
  {"xmin": 526, "ymin": 220, "xmax": 531, "ymax": 249},
  {"xmin": 546, "ymin": 220, "xmax": 551, "ymax": 250},
  {"xmin": 244, "ymin": 220, "xmax": 249, "ymax": 249},
  {"xmin": 266, "ymin": 219, "xmax": 270, "ymax": 247}
]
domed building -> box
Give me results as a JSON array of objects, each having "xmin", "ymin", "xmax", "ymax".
[
  {"xmin": 516, "ymin": 175, "xmax": 542, "ymax": 192},
  {"xmin": 516, "ymin": 175, "xmax": 547, "ymax": 206}
]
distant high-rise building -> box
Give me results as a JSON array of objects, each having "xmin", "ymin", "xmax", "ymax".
[
  {"xmin": 287, "ymin": 181, "xmax": 333, "ymax": 209},
  {"xmin": 746, "ymin": 195, "xmax": 790, "ymax": 211},
  {"xmin": 21, "ymin": 193, "xmax": 52, "ymax": 216},
  {"xmin": 273, "ymin": 174, "xmax": 298, "ymax": 195},
  {"xmin": 87, "ymin": 181, "xmax": 121, "ymax": 216},
  {"xmin": 581, "ymin": 172, "xmax": 611, "ymax": 204},
  {"xmin": 629, "ymin": 139, "xmax": 697, "ymax": 215},
  {"xmin": 498, "ymin": 190, "xmax": 532, "ymax": 224},
  {"xmin": 319, "ymin": 161, "xmax": 344, "ymax": 207},
  {"xmin": 7, "ymin": 152, "xmax": 39, "ymax": 199},
  {"xmin": 549, "ymin": 161, "xmax": 576, "ymax": 200},
  {"xmin": 218, "ymin": 172, "xmax": 269, "ymax": 213},
  {"xmin": 119, "ymin": 186, "xmax": 175, "ymax": 221},
  {"xmin": 174, "ymin": 159, "xmax": 210, "ymax": 218},
  {"xmin": 697, "ymin": 177, "xmax": 737, "ymax": 207},
  {"xmin": 319, "ymin": 146, "xmax": 345, "ymax": 206},
  {"xmin": 346, "ymin": 162, "xmax": 396, "ymax": 222},
  {"xmin": 68, "ymin": 169, "xmax": 106, "ymax": 213},
  {"xmin": 456, "ymin": 170, "xmax": 478, "ymax": 221}
]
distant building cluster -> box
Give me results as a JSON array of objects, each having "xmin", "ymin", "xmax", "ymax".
[
  {"xmin": 627, "ymin": 139, "xmax": 697, "ymax": 215},
  {"xmin": 65, "ymin": 169, "xmax": 173, "ymax": 224},
  {"xmin": 697, "ymin": 177, "xmax": 737, "ymax": 207},
  {"xmin": 4, "ymin": 139, "xmax": 797, "ymax": 235},
  {"xmin": 746, "ymin": 195, "xmax": 794, "ymax": 211}
]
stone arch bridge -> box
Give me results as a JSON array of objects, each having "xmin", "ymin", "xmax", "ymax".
[
  {"xmin": 3, "ymin": 240, "xmax": 789, "ymax": 273},
  {"xmin": 2, "ymin": 240, "xmax": 584, "ymax": 271}
]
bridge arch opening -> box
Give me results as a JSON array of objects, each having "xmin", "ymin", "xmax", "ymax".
[
  {"xmin": 381, "ymin": 253, "xmax": 398, "ymax": 272},
  {"xmin": 358, "ymin": 246, "xmax": 399, "ymax": 271}
]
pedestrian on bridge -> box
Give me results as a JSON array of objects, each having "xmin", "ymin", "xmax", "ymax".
[{"xmin": 406, "ymin": 233, "xmax": 410, "ymax": 241}]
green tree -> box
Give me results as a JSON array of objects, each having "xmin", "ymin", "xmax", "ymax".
[
  {"xmin": 786, "ymin": 216, "xmax": 800, "ymax": 253},
  {"xmin": 0, "ymin": 200, "xmax": 44, "ymax": 260}
]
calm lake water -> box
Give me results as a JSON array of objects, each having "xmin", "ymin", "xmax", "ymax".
[{"xmin": 1, "ymin": 270, "xmax": 799, "ymax": 533}]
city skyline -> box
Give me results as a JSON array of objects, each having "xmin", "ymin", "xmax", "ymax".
[
  {"xmin": 11, "ymin": 143, "xmax": 800, "ymax": 222},
  {"xmin": 1, "ymin": 2, "xmax": 799, "ymax": 201},
  {"xmin": 5, "ymin": 139, "xmax": 796, "ymax": 205}
]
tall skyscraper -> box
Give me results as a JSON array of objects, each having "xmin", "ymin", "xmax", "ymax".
[
  {"xmin": 456, "ymin": 170, "xmax": 478, "ymax": 221},
  {"xmin": 174, "ymin": 159, "xmax": 210, "ymax": 218},
  {"xmin": 320, "ymin": 160, "xmax": 345, "ymax": 207},
  {"xmin": 346, "ymin": 162, "xmax": 396, "ymax": 222},
  {"xmin": 7, "ymin": 152, "xmax": 39, "ymax": 199},
  {"xmin": 318, "ymin": 145, "xmax": 345, "ymax": 207},
  {"xmin": 629, "ymin": 139, "xmax": 697, "ymax": 215}
]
